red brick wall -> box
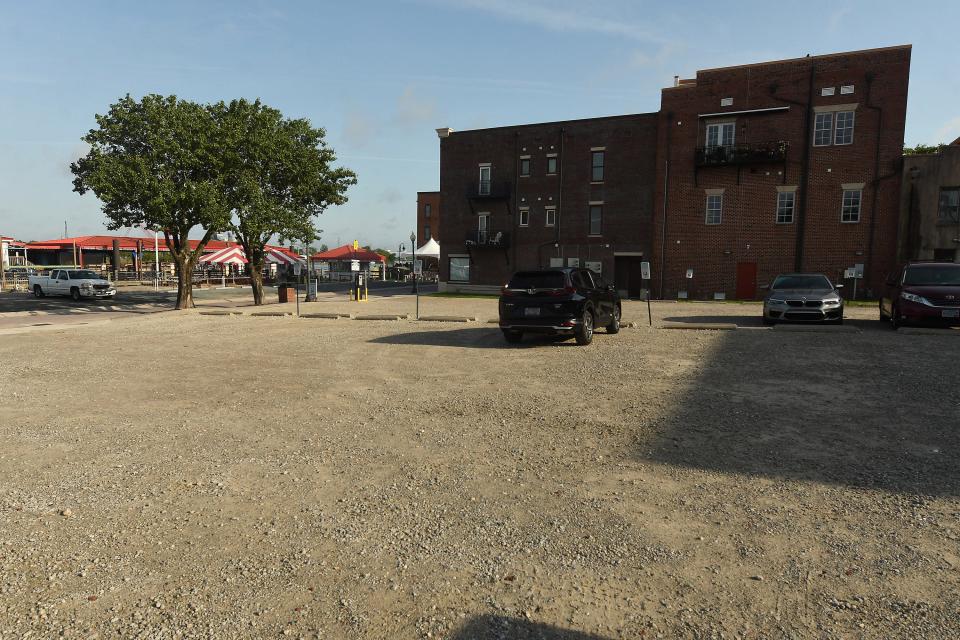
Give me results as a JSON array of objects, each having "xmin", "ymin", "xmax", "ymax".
[
  {"xmin": 652, "ymin": 45, "xmax": 911, "ymax": 299},
  {"xmin": 439, "ymin": 114, "xmax": 658, "ymax": 288},
  {"xmin": 416, "ymin": 191, "xmax": 441, "ymax": 244}
]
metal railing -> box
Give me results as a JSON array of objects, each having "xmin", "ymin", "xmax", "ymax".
[
  {"xmin": 695, "ymin": 141, "xmax": 787, "ymax": 167},
  {"xmin": 469, "ymin": 180, "xmax": 511, "ymax": 199},
  {"xmin": 465, "ymin": 229, "xmax": 510, "ymax": 248}
]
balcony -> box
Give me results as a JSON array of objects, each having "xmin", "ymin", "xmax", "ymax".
[
  {"xmin": 695, "ymin": 141, "xmax": 787, "ymax": 167},
  {"xmin": 468, "ymin": 180, "xmax": 512, "ymax": 200},
  {"xmin": 465, "ymin": 229, "xmax": 510, "ymax": 249}
]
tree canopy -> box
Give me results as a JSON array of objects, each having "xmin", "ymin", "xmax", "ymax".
[{"xmin": 903, "ymin": 143, "xmax": 946, "ymax": 156}]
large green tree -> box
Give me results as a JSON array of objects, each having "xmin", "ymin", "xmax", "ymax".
[
  {"xmin": 71, "ymin": 95, "xmax": 229, "ymax": 309},
  {"xmin": 211, "ymin": 99, "xmax": 356, "ymax": 305}
]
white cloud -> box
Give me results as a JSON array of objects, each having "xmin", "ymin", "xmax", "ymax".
[{"xmin": 395, "ymin": 86, "xmax": 437, "ymax": 126}]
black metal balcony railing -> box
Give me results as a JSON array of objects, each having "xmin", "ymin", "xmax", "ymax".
[
  {"xmin": 465, "ymin": 229, "xmax": 510, "ymax": 249},
  {"xmin": 468, "ymin": 180, "xmax": 512, "ymax": 199},
  {"xmin": 695, "ymin": 141, "xmax": 787, "ymax": 167}
]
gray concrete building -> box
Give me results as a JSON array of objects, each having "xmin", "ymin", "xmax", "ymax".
[{"xmin": 899, "ymin": 139, "xmax": 960, "ymax": 264}]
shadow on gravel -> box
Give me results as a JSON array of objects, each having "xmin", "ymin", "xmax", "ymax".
[
  {"xmin": 642, "ymin": 330, "xmax": 960, "ymax": 496},
  {"xmin": 450, "ymin": 615, "xmax": 613, "ymax": 640},
  {"xmin": 369, "ymin": 327, "xmax": 581, "ymax": 349},
  {"xmin": 664, "ymin": 314, "xmax": 763, "ymax": 327}
]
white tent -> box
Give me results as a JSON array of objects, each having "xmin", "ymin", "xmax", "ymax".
[{"xmin": 414, "ymin": 237, "xmax": 440, "ymax": 259}]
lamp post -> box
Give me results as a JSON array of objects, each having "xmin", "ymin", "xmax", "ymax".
[
  {"xmin": 398, "ymin": 243, "xmax": 405, "ymax": 282},
  {"xmin": 410, "ymin": 232, "xmax": 418, "ymax": 295}
]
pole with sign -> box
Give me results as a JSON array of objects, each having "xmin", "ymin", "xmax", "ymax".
[{"xmin": 641, "ymin": 261, "xmax": 652, "ymax": 326}]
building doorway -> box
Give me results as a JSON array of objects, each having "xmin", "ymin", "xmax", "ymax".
[
  {"xmin": 735, "ymin": 262, "xmax": 758, "ymax": 299},
  {"xmin": 614, "ymin": 256, "xmax": 646, "ymax": 299}
]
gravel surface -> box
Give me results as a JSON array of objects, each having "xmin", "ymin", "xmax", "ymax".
[{"xmin": 1, "ymin": 300, "xmax": 958, "ymax": 639}]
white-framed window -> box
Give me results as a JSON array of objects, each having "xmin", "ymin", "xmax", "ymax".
[
  {"xmin": 544, "ymin": 207, "xmax": 556, "ymax": 227},
  {"xmin": 589, "ymin": 205, "xmax": 602, "ymax": 236},
  {"xmin": 821, "ymin": 87, "xmax": 836, "ymax": 96},
  {"xmin": 776, "ymin": 191, "xmax": 796, "ymax": 224},
  {"xmin": 591, "ymin": 151, "xmax": 605, "ymax": 182},
  {"xmin": 519, "ymin": 156, "xmax": 531, "ymax": 177},
  {"xmin": 478, "ymin": 212, "xmax": 490, "ymax": 242},
  {"xmin": 705, "ymin": 122, "xmax": 735, "ymax": 149},
  {"xmin": 841, "ymin": 189, "xmax": 862, "ymax": 223},
  {"xmin": 449, "ymin": 256, "xmax": 470, "ymax": 282},
  {"xmin": 705, "ymin": 194, "xmax": 723, "ymax": 225},
  {"xmin": 478, "ymin": 164, "xmax": 491, "ymax": 195},
  {"xmin": 840, "ymin": 85, "xmax": 855, "ymax": 95},
  {"xmin": 546, "ymin": 156, "xmax": 558, "ymax": 175},
  {"xmin": 519, "ymin": 207, "xmax": 529, "ymax": 227},
  {"xmin": 814, "ymin": 112, "xmax": 833, "ymax": 146},
  {"xmin": 720, "ymin": 97, "xmax": 733, "ymax": 107},
  {"xmin": 834, "ymin": 111, "xmax": 855, "ymax": 145}
]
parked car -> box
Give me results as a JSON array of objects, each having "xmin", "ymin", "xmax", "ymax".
[
  {"xmin": 28, "ymin": 269, "xmax": 117, "ymax": 301},
  {"xmin": 762, "ymin": 273, "xmax": 844, "ymax": 325},
  {"xmin": 880, "ymin": 261, "xmax": 960, "ymax": 329},
  {"xmin": 498, "ymin": 268, "xmax": 621, "ymax": 345}
]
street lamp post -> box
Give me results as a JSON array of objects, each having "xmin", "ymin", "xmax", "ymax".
[{"xmin": 410, "ymin": 231, "xmax": 419, "ymax": 319}]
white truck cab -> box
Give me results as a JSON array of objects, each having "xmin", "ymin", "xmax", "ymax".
[{"xmin": 28, "ymin": 269, "xmax": 117, "ymax": 301}]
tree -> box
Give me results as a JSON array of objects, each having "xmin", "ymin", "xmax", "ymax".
[
  {"xmin": 71, "ymin": 95, "xmax": 229, "ymax": 309},
  {"xmin": 373, "ymin": 248, "xmax": 395, "ymax": 266},
  {"xmin": 904, "ymin": 143, "xmax": 946, "ymax": 156},
  {"xmin": 211, "ymin": 99, "xmax": 356, "ymax": 305},
  {"xmin": 318, "ymin": 243, "xmax": 329, "ymax": 253}
]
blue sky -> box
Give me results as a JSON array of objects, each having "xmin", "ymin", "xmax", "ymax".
[{"xmin": 1, "ymin": 0, "xmax": 958, "ymax": 249}]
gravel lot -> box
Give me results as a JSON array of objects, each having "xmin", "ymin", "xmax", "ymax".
[{"xmin": 1, "ymin": 298, "xmax": 958, "ymax": 639}]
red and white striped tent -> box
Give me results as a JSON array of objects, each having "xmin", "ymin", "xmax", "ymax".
[
  {"xmin": 199, "ymin": 246, "xmax": 247, "ymax": 265},
  {"xmin": 265, "ymin": 248, "xmax": 304, "ymax": 265}
]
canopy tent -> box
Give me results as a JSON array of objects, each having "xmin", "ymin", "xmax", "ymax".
[
  {"xmin": 199, "ymin": 246, "xmax": 247, "ymax": 265},
  {"xmin": 415, "ymin": 237, "xmax": 440, "ymax": 259},
  {"xmin": 265, "ymin": 248, "xmax": 305, "ymax": 265}
]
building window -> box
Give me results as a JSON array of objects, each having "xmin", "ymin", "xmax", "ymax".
[
  {"xmin": 449, "ymin": 257, "xmax": 470, "ymax": 282},
  {"xmin": 547, "ymin": 156, "xmax": 558, "ymax": 175},
  {"xmin": 519, "ymin": 208, "xmax": 529, "ymax": 227},
  {"xmin": 705, "ymin": 122, "xmax": 735, "ymax": 149},
  {"xmin": 589, "ymin": 205, "xmax": 602, "ymax": 235},
  {"xmin": 939, "ymin": 188, "xmax": 960, "ymax": 222},
  {"xmin": 835, "ymin": 111, "xmax": 855, "ymax": 145},
  {"xmin": 776, "ymin": 191, "xmax": 796, "ymax": 224},
  {"xmin": 840, "ymin": 84, "xmax": 855, "ymax": 95},
  {"xmin": 720, "ymin": 97, "xmax": 733, "ymax": 107},
  {"xmin": 705, "ymin": 194, "xmax": 723, "ymax": 225},
  {"xmin": 821, "ymin": 87, "xmax": 836, "ymax": 96},
  {"xmin": 814, "ymin": 112, "xmax": 833, "ymax": 146},
  {"xmin": 519, "ymin": 157, "xmax": 531, "ymax": 177},
  {"xmin": 545, "ymin": 207, "xmax": 556, "ymax": 227},
  {"xmin": 424, "ymin": 203, "xmax": 431, "ymax": 218},
  {"xmin": 478, "ymin": 213, "xmax": 490, "ymax": 243},
  {"xmin": 479, "ymin": 165, "xmax": 491, "ymax": 195},
  {"xmin": 424, "ymin": 226, "xmax": 431, "ymax": 241},
  {"xmin": 591, "ymin": 151, "xmax": 605, "ymax": 182},
  {"xmin": 841, "ymin": 189, "xmax": 862, "ymax": 223}
]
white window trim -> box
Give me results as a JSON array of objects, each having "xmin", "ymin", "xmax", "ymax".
[
  {"xmin": 840, "ymin": 188, "xmax": 863, "ymax": 224},
  {"xmin": 813, "ymin": 112, "xmax": 834, "ymax": 147},
  {"xmin": 591, "ymin": 150, "xmax": 605, "ymax": 182},
  {"xmin": 840, "ymin": 85, "xmax": 855, "ymax": 95},
  {"xmin": 813, "ymin": 103, "xmax": 859, "ymax": 113},
  {"xmin": 590, "ymin": 146, "xmax": 606, "ymax": 151},
  {"xmin": 544, "ymin": 206, "xmax": 556, "ymax": 227},
  {"xmin": 821, "ymin": 87, "xmax": 836, "ymax": 96},
  {"xmin": 588, "ymin": 204, "xmax": 602, "ymax": 237},
  {"xmin": 519, "ymin": 156, "xmax": 531, "ymax": 177},
  {"xmin": 705, "ymin": 193, "xmax": 723, "ymax": 225},
  {"xmin": 518, "ymin": 207, "xmax": 529, "ymax": 227},
  {"xmin": 834, "ymin": 110, "xmax": 855, "ymax": 146},
  {"xmin": 705, "ymin": 121, "xmax": 736, "ymax": 148},
  {"xmin": 775, "ymin": 190, "xmax": 796, "ymax": 225}
]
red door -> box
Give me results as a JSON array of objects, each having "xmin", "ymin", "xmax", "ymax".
[{"xmin": 735, "ymin": 262, "xmax": 758, "ymax": 299}]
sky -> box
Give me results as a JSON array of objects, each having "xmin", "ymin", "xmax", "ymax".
[{"xmin": 1, "ymin": 0, "xmax": 958, "ymax": 249}]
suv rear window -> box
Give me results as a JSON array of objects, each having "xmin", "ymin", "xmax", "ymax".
[
  {"xmin": 903, "ymin": 265, "xmax": 960, "ymax": 286},
  {"xmin": 508, "ymin": 271, "xmax": 566, "ymax": 290}
]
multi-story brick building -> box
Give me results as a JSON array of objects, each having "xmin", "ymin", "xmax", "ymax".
[
  {"xmin": 417, "ymin": 191, "xmax": 441, "ymax": 244},
  {"xmin": 435, "ymin": 45, "xmax": 912, "ymax": 299},
  {"xmin": 436, "ymin": 114, "xmax": 658, "ymax": 295},
  {"xmin": 653, "ymin": 45, "xmax": 912, "ymax": 299}
]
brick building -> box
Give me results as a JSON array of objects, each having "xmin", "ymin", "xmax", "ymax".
[
  {"xmin": 899, "ymin": 140, "xmax": 960, "ymax": 263},
  {"xmin": 417, "ymin": 191, "xmax": 441, "ymax": 244},
  {"xmin": 653, "ymin": 45, "xmax": 912, "ymax": 299},
  {"xmin": 436, "ymin": 114, "xmax": 658, "ymax": 295}
]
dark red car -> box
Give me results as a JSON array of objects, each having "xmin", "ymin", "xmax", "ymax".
[{"xmin": 880, "ymin": 262, "xmax": 960, "ymax": 329}]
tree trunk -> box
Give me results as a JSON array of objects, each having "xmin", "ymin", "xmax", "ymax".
[
  {"xmin": 174, "ymin": 255, "xmax": 195, "ymax": 309},
  {"xmin": 250, "ymin": 260, "xmax": 265, "ymax": 305}
]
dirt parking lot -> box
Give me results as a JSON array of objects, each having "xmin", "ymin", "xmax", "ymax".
[{"xmin": 1, "ymin": 297, "xmax": 958, "ymax": 639}]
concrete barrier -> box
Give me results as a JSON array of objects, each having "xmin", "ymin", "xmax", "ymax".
[
  {"xmin": 249, "ymin": 311, "xmax": 294, "ymax": 317},
  {"xmin": 354, "ymin": 314, "xmax": 408, "ymax": 321},
  {"xmin": 417, "ymin": 316, "xmax": 477, "ymax": 323},
  {"xmin": 301, "ymin": 312, "xmax": 352, "ymax": 319},
  {"xmin": 198, "ymin": 310, "xmax": 243, "ymax": 316}
]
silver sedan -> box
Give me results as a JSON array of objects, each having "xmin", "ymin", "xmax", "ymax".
[{"xmin": 762, "ymin": 273, "xmax": 844, "ymax": 325}]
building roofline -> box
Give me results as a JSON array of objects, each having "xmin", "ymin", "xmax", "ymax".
[
  {"xmin": 447, "ymin": 111, "xmax": 658, "ymax": 136},
  {"xmin": 417, "ymin": 190, "xmax": 441, "ymax": 195},
  {"xmin": 697, "ymin": 44, "xmax": 912, "ymax": 75}
]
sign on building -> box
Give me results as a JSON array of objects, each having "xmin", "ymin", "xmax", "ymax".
[
  {"xmin": 549, "ymin": 258, "xmax": 564, "ymax": 267},
  {"xmin": 584, "ymin": 261, "xmax": 601, "ymax": 274},
  {"xmin": 567, "ymin": 258, "xmax": 580, "ymax": 267},
  {"xmin": 351, "ymin": 259, "xmax": 360, "ymax": 272}
]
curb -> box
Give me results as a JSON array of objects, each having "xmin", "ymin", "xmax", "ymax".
[
  {"xmin": 198, "ymin": 310, "xmax": 243, "ymax": 316},
  {"xmin": 416, "ymin": 316, "xmax": 477, "ymax": 323},
  {"xmin": 249, "ymin": 311, "xmax": 294, "ymax": 317},
  {"xmin": 773, "ymin": 324, "xmax": 860, "ymax": 333},
  {"xmin": 661, "ymin": 322, "xmax": 738, "ymax": 331},
  {"xmin": 301, "ymin": 312, "xmax": 352, "ymax": 319},
  {"xmin": 354, "ymin": 314, "xmax": 408, "ymax": 321}
]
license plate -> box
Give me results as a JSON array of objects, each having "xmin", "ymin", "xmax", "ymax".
[
  {"xmin": 524, "ymin": 307, "xmax": 540, "ymax": 317},
  {"xmin": 942, "ymin": 309, "xmax": 959, "ymax": 318}
]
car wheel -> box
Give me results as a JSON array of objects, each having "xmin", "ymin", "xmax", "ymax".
[
  {"xmin": 879, "ymin": 301, "xmax": 889, "ymax": 321},
  {"xmin": 890, "ymin": 305, "xmax": 901, "ymax": 330},
  {"xmin": 70, "ymin": 287, "xmax": 81, "ymax": 302},
  {"xmin": 574, "ymin": 309, "xmax": 594, "ymax": 345},
  {"xmin": 607, "ymin": 305, "xmax": 621, "ymax": 334},
  {"xmin": 33, "ymin": 285, "xmax": 45, "ymax": 298},
  {"xmin": 502, "ymin": 330, "xmax": 523, "ymax": 344}
]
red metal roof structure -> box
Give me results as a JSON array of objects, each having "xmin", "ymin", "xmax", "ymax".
[
  {"xmin": 198, "ymin": 246, "xmax": 248, "ymax": 265},
  {"xmin": 310, "ymin": 244, "xmax": 386, "ymax": 263},
  {"xmin": 24, "ymin": 235, "xmax": 237, "ymax": 253}
]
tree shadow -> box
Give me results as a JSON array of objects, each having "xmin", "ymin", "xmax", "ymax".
[
  {"xmin": 369, "ymin": 327, "xmax": 580, "ymax": 350},
  {"xmin": 642, "ymin": 330, "xmax": 960, "ymax": 496},
  {"xmin": 449, "ymin": 615, "xmax": 613, "ymax": 640}
]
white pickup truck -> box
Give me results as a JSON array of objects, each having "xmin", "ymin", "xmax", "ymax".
[{"xmin": 28, "ymin": 269, "xmax": 117, "ymax": 301}]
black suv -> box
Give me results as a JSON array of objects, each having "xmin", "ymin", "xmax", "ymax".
[{"xmin": 498, "ymin": 268, "xmax": 621, "ymax": 345}]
